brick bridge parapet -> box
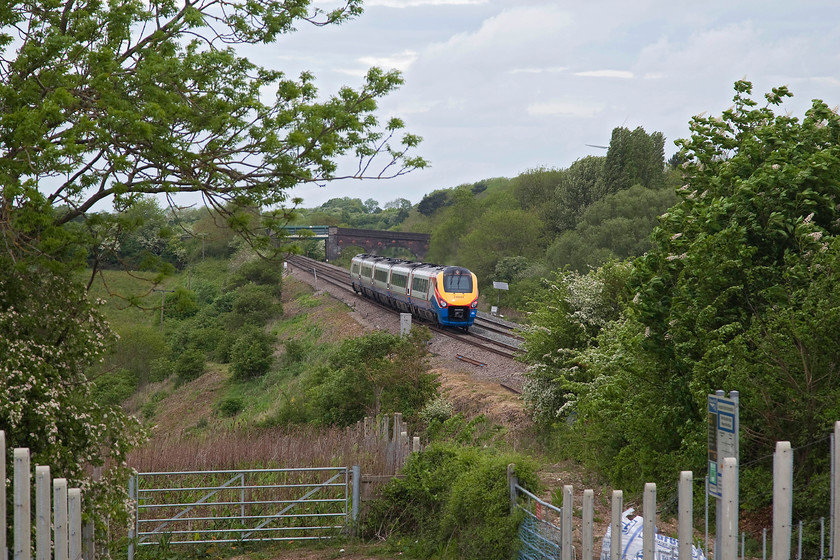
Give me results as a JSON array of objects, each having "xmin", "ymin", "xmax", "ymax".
[{"xmin": 325, "ymin": 227, "xmax": 431, "ymax": 261}]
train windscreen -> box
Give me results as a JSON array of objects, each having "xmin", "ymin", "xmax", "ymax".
[{"xmin": 442, "ymin": 270, "xmax": 473, "ymax": 293}]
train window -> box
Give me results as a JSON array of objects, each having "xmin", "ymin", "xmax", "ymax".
[
  {"xmin": 392, "ymin": 273, "xmax": 407, "ymax": 289},
  {"xmin": 412, "ymin": 277, "xmax": 428, "ymax": 294},
  {"xmin": 351, "ymin": 263, "xmax": 360, "ymax": 274},
  {"xmin": 362, "ymin": 266, "xmax": 372, "ymax": 278},
  {"xmin": 374, "ymin": 269, "xmax": 388, "ymax": 283},
  {"xmin": 443, "ymin": 271, "xmax": 473, "ymax": 293}
]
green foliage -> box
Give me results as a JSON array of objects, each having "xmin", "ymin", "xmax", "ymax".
[
  {"xmin": 457, "ymin": 200, "xmax": 546, "ymax": 282},
  {"xmin": 230, "ymin": 326, "xmax": 275, "ymax": 380},
  {"xmin": 163, "ymin": 287, "xmax": 199, "ymax": 320},
  {"xmin": 216, "ymin": 397, "xmax": 245, "ymax": 417},
  {"xmin": 600, "ymin": 126, "xmax": 666, "ymax": 195},
  {"xmin": 228, "ymin": 257, "xmax": 284, "ymax": 294},
  {"xmin": 92, "ymin": 368, "xmax": 139, "ymax": 406},
  {"xmin": 418, "ymin": 189, "xmax": 452, "ymax": 216},
  {"xmin": 546, "ymin": 184, "xmax": 677, "ymax": 272},
  {"xmin": 280, "ymin": 328, "xmax": 437, "ymax": 426},
  {"xmin": 99, "ymin": 324, "xmax": 168, "ymax": 386},
  {"xmin": 228, "ymin": 283, "xmax": 280, "ymax": 327},
  {"xmin": 363, "ymin": 442, "xmax": 538, "ymax": 560},
  {"xmin": 174, "ymin": 348, "xmax": 206, "ymax": 384},
  {"xmin": 418, "ymin": 396, "xmax": 454, "ymax": 426},
  {"xmin": 520, "ymin": 261, "xmax": 632, "ymax": 424}
]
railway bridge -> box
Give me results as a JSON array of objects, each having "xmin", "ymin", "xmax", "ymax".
[{"xmin": 280, "ymin": 226, "xmax": 431, "ymax": 260}]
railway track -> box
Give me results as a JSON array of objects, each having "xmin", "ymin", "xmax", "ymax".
[{"xmin": 285, "ymin": 255, "xmax": 523, "ymax": 361}]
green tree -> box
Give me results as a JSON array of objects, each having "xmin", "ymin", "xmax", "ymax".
[
  {"xmin": 549, "ymin": 155, "xmax": 604, "ymax": 232},
  {"xmin": 599, "ymin": 126, "xmax": 666, "ymax": 195},
  {"xmin": 457, "ymin": 202, "xmax": 545, "ymax": 282},
  {"xmin": 546, "ymin": 184, "xmax": 677, "ymax": 272}
]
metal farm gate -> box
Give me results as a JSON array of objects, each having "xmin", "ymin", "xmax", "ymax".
[
  {"xmin": 128, "ymin": 466, "xmax": 356, "ymax": 558},
  {"xmin": 513, "ymin": 483, "xmax": 564, "ymax": 560}
]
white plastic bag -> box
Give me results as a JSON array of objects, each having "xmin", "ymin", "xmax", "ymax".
[{"xmin": 599, "ymin": 508, "xmax": 706, "ymax": 560}]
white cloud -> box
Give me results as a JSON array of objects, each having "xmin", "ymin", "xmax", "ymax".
[
  {"xmin": 527, "ymin": 101, "xmax": 602, "ymax": 118},
  {"xmin": 573, "ymin": 70, "xmax": 634, "ymax": 79},
  {"xmin": 509, "ymin": 67, "xmax": 568, "ymax": 75},
  {"xmin": 358, "ymin": 50, "xmax": 419, "ymax": 72}
]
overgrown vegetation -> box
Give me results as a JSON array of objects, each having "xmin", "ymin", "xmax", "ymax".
[{"xmin": 363, "ymin": 416, "xmax": 540, "ymax": 560}]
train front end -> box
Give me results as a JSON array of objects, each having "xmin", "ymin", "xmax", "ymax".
[{"xmin": 433, "ymin": 266, "xmax": 478, "ymax": 330}]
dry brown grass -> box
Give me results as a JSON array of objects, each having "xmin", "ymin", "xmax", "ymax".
[{"xmin": 129, "ymin": 423, "xmax": 398, "ymax": 475}]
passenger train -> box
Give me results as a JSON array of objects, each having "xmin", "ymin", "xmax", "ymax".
[{"xmin": 350, "ymin": 253, "xmax": 479, "ymax": 331}]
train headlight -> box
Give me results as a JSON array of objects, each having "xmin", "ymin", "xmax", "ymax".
[
  {"xmin": 470, "ymin": 298, "xmax": 478, "ymax": 309},
  {"xmin": 435, "ymin": 289, "xmax": 447, "ymax": 307}
]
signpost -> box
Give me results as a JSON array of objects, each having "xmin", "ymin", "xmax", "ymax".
[
  {"xmin": 708, "ymin": 390, "xmax": 739, "ymax": 560},
  {"xmin": 492, "ymin": 281, "xmax": 509, "ymax": 313}
]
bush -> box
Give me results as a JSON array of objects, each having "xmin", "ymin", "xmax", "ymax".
[
  {"xmin": 148, "ymin": 357, "xmax": 173, "ymax": 382},
  {"xmin": 229, "ymin": 258, "xmax": 283, "ymax": 294},
  {"xmin": 217, "ymin": 397, "xmax": 244, "ymax": 417},
  {"xmin": 229, "ymin": 326, "xmax": 274, "ymax": 380},
  {"xmin": 419, "ymin": 396, "xmax": 454, "ymax": 426},
  {"xmin": 163, "ymin": 287, "xmax": 199, "ymax": 320},
  {"xmin": 92, "ymin": 368, "xmax": 139, "ymax": 406},
  {"xmin": 100, "ymin": 325, "xmax": 168, "ymax": 386},
  {"xmin": 363, "ymin": 442, "xmax": 539, "ymax": 560},
  {"xmin": 174, "ymin": 348, "xmax": 206, "ymax": 384},
  {"xmin": 229, "ymin": 283, "xmax": 280, "ymax": 327}
]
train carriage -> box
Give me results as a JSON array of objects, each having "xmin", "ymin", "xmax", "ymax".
[{"xmin": 350, "ymin": 253, "xmax": 478, "ymax": 330}]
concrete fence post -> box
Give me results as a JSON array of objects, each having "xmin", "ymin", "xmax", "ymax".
[
  {"xmin": 611, "ymin": 490, "xmax": 623, "ymax": 560},
  {"xmin": 833, "ymin": 422, "xmax": 840, "ymax": 560},
  {"xmin": 35, "ymin": 466, "xmax": 50, "ymax": 560},
  {"xmin": 721, "ymin": 457, "xmax": 739, "ymax": 560},
  {"xmin": 562, "ymin": 485, "xmax": 573, "ymax": 560},
  {"xmin": 0, "ymin": 431, "xmax": 6, "ymax": 560},
  {"xmin": 643, "ymin": 483, "xmax": 656, "ymax": 560},
  {"xmin": 68, "ymin": 489, "xmax": 82, "ymax": 560},
  {"xmin": 54, "ymin": 478, "xmax": 68, "ymax": 560},
  {"xmin": 583, "ymin": 489, "xmax": 594, "ymax": 560},
  {"xmin": 774, "ymin": 442, "xmax": 793, "ymax": 560},
  {"xmin": 14, "ymin": 448, "xmax": 30, "ymax": 560},
  {"xmin": 679, "ymin": 471, "xmax": 693, "ymax": 560}
]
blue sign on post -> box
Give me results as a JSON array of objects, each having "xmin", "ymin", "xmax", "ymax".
[{"xmin": 707, "ymin": 391, "xmax": 739, "ymax": 499}]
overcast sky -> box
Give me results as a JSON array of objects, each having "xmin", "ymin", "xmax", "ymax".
[{"xmin": 247, "ymin": 0, "xmax": 840, "ymax": 209}]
